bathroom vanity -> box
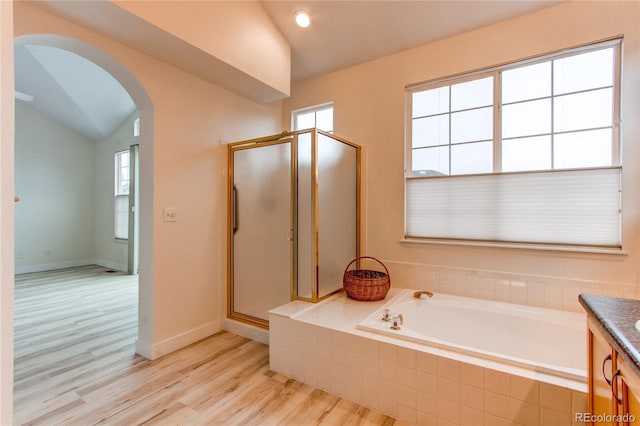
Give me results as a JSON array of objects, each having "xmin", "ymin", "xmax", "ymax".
[{"xmin": 579, "ymin": 294, "xmax": 640, "ymax": 425}]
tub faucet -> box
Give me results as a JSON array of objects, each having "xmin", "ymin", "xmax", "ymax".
[
  {"xmin": 413, "ymin": 290, "xmax": 434, "ymax": 299},
  {"xmin": 391, "ymin": 314, "xmax": 403, "ymax": 330},
  {"xmin": 381, "ymin": 309, "xmax": 392, "ymax": 322}
]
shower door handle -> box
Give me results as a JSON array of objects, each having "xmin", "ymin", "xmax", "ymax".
[{"xmin": 232, "ymin": 186, "xmax": 238, "ymax": 233}]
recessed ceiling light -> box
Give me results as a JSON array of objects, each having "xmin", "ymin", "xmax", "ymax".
[{"xmin": 295, "ymin": 11, "xmax": 311, "ymax": 28}]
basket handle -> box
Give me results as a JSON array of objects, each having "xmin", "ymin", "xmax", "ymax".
[{"xmin": 343, "ymin": 256, "xmax": 390, "ymax": 279}]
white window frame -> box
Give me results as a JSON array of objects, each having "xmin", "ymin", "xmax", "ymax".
[
  {"xmin": 133, "ymin": 117, "xmax": 140, "ymax": 138},
  {"xmin": 406, "ymin": 39, "xmax": 621, "ymax": 177},
  {"xmin": 114, "ymin": 150, "xmax": 130, "ymax": 240},
  {"xmin": 291, "ymin": 102, "xmax": 334, "ymax": 133},
  {"xmin": 404, "ymin": 38, "xmax": 623, "ymax": 252}
]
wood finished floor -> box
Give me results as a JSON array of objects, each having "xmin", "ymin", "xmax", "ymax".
[{"xmin": 13, "ymin": 265, "xmax": 401, "ymax": 425}]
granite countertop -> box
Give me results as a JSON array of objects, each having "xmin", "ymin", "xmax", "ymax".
[{"xmin": 579, "ymin": 293, "xmax": 640, "ymax": 379}]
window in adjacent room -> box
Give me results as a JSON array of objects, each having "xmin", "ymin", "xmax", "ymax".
[
  {"xmin": 292, "ymin": 102, "xmax": 334, "ymax": 132},
  {"xmin": 114, "ymin": 150, "xmax": 130, "ymax": 240},
  {"xmin": 405, "ymin": 38, "xmax": 622, "ymax": 249},
  {"xmin": 133, "ymin": 117, "xmax": 140, "ymax": 137}
]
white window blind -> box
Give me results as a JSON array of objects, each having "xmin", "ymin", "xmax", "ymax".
[
  {"xmin": 115, "ymin": 195, "xmax": 129, "ymax": 240},
  {"xmin": 405, "ymin": 167, "xmax": 621, "ymax": 247}
]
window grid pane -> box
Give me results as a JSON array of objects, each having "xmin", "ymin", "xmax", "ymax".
[
  {"xmin": 412, "ymin": 146, "xmax": 449, "ymax": 176},
  {"xmin": 501, "ymin": 98, "xmax": 551, "ymax": 140},
  {"xmin": 295, "ymin": 112, "xmax": 315, "ymax": 130},
  {"xmin": 554, "ymin": 128, "xmax": 612, "ymax": 169},
  {"xmin": 413, "ymin": 86, "xmax": 449, "ymax": 118},
  {"xmin": 411, "ymin": 76, "xmax": 494, "ymax": 176},
  {"xmin": 502, "ymin": 136, "xmax": 552, "ymax": 172},
  {"xmin": 553, "ymin": 88, "xmax": 613, "ymax": 133},
  {"xmin": 502, "ymin": 62, "xmax": 551, "ymax": 104},
  {"xmin": 498, "ymin": 46, "xmax": 615, "ymax": 172},
  {"xmin": 115, "ymin": 151, "xmax": 130, "ymax": 196},
  {"xmin": 114, "ymin": 150, "xmax": 130, "ymax": 240},
  {"xmin": 412, "ymin": 114, "xmax": 449, "ymax": 148},
  {"xmin": 451, "ymin": 107, "xmax": 493, "ymax": 144},
  {"xmin": 450, "ymin": 141, "xmax": 493, "ymax": 175},
  {"xmin": 315, "ymin": 108, "xmax": 334, "ymax": 132},
  {"xmin": 554, "ymin": 48, "xmax": 614, "ymax": 95},
  {"xmin": 451, "ymin": 76, "xmax": 493, "ymax": 111}
]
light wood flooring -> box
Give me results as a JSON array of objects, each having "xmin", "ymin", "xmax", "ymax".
[{"xmin": 13, "ymin": 265, "xmax": 399, "ymax": 425}]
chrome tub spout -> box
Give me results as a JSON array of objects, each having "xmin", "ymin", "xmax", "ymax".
[{"xmin": 413, "ymin": 290, "xmax": 434, "ymax": 299}]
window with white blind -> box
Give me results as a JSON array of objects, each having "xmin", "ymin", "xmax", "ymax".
[
  {"xmin": 114, "ymin": 150, "xmax": 130, "ymax": 240},
  {"xmin": 292, "ymin": 102, "xmax": 334, "ymax": 132},
  {"xmin": 405, "ymin": 39, "xmax": 622, "ymax": 249}
]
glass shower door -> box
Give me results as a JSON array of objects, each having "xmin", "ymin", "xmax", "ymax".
[
  {"xmin": 317, "ymin": 133, "xmax": 358, "ymax": 297},
  {"xmin": 231, "ymin": 141, "xmax": 292, "ymax": 326}
]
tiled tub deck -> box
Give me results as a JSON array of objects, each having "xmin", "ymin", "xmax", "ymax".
[{"xmin": 269, "ymin": 289, "xmax": 588, "ymax": 426}]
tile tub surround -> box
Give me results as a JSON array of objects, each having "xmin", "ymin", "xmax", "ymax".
[
  {"xmin": 383, "ymin": 261, "xmax": 639, "ymax": 314},
  {"xmin": 269, "ymin": 290, "xmax": 587, "ymax": 426}
]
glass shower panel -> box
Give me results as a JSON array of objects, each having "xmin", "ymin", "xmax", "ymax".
[
  {"xmin": 296, "ymin": 131, "xmax": 314, "ymax": 299},
  {"xmin": 233, "ymin": 142, "xmax": 291, "ymax": 322},
  {"xmin": 317, "ymin": 134, "xmax": 358, "ymax": 298}
]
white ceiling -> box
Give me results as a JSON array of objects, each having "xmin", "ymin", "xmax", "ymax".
[
  {"xmin": 15, "ymin": 0, "xmax": 561, "ymax": 140},
  {"xmin": 260, "ymin": 0, "xmax": 562, "ymax": 81}
]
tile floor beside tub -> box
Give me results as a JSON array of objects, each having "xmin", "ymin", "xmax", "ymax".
[{"xmin": 269, "ymin": 291, "xmax": 588, "ymax": 426}]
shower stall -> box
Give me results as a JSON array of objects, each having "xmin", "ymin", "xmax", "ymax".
[{"xmin": 228, "ymin": 129, "xmax": 361, "ymax": 328}]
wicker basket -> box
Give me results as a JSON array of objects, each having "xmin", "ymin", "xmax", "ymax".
[{"xmin": 343, "ymin": 256, "xmax": 391, "ymax": 301}]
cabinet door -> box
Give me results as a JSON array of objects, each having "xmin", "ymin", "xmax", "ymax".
[
  {"xmin": 589, "ymin": 321, "xmax": 616, "ymax": 424},
  {"xmin": 624, "ymin": 382, "xmax": 640, "ymax": 425},
  {"xmin": 619, "ymin": 358, "xmax": 640, "ymax": 426},
  {"xmin": 619, "ymin": 381, "xmax": 640, "ymax": 426}
]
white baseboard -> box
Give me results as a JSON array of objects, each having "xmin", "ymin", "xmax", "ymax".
[
  {"xmin": 135, "ymin": 320, "xmax": 221, "ymax": 360},
  {"xmin": 134, "ymin": 338, "xmax": 154, "ymax": 360},
  {"xmin": 15, "ymin": 259, "xmax": 95, "ymax": 275},
  {"xmin": 15, "ymin": 259, "xmax": 128, "ymax": 275},
  {"xmin": 224, "ymin": 318, "xmax": 269, "ymax": 345},
  {"xmin": 95, "ymin": 259, "xmax": 128, "ymax": 272}
]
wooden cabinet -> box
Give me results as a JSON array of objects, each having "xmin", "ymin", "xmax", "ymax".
[
  {"xmin": 589, "ymin": 319, "xmax": 616, "ymax": 423},
  {"xmin": 618, "ymin": 357, "xmax": 640, "ymax": 424},
  {"xmin": 588, "ymin": 318, "xmax": 639, "ymax": 425}
]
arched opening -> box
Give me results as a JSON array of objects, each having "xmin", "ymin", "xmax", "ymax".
[{"xmin": 13, "ymin": 34, "xmax": 154, "ymax": 356}]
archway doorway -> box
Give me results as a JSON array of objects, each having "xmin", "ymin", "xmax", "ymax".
[{"xmin": 13, "ymin": 34, "xmax": 153, "ymax": 358}]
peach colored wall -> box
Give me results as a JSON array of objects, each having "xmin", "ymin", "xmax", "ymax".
[
  {"xmin": 113, "ymin": 0, "xmax": 290, "ymax": 97},
  {"xmin": 283, "ymin": 1, "xmax": 640, "ymax": 302},
  {"xmin": 13, "ymin": 1, "xmax": 283, "ymax": 357}
]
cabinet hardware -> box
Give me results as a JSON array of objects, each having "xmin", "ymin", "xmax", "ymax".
[
  {"xmin": 612, "ymin": 369, "xmax": 623, "ymax": 405},
  {"xmin": 603, "ymin": 354, "xmax": 613, "ymax": 385}
]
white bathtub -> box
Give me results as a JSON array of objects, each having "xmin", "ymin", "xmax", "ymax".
[
  {"xmin": 269, "ymin": 288, "xmax": 588, "ymax": 424},
  {"xmin": 357, "ymin": 289, "xmax": 586, "ymax": 383}
]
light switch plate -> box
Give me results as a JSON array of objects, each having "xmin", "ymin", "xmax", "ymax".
[{"xmin": 163, "ymin": 207, "xmax": 177, "ymax": 222}]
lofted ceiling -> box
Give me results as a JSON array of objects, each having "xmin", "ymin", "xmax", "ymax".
[
  {"xmin": 15, "ymin": 0, "xmax": 561, "ymax": 140},
  {"xmin": 15, "ymin": 44, "xmax": 136, "ymax": 141}
]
